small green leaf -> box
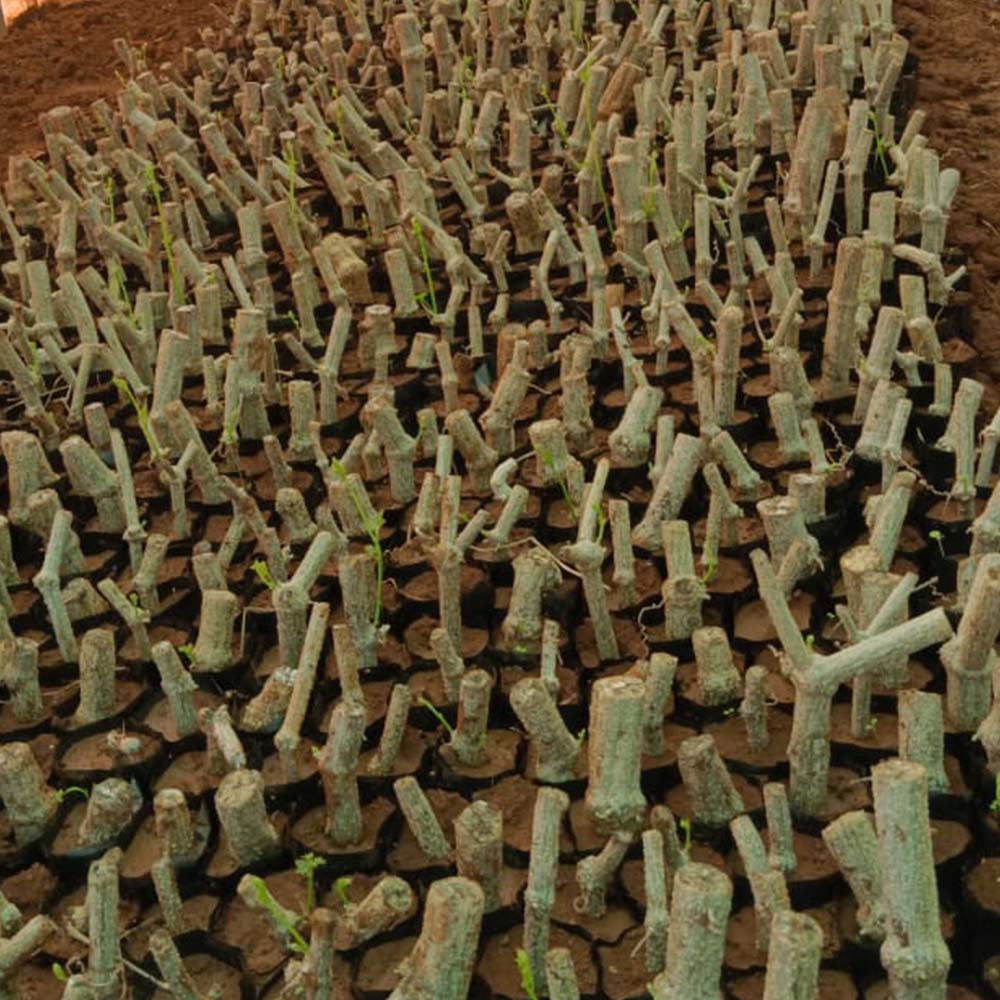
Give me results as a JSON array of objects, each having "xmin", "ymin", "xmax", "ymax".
[{"xmin": 516, "ymin": 948, "xmax": 540, "ymax": 1000}]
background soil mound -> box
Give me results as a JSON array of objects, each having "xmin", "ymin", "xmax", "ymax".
[
  {"xmin": 0, "ymin": 0, "xmax": 238, "ymax": 165},
  {"xmin": 897, "ymin": 0, "xmax": 1000, "ymax": 403}
]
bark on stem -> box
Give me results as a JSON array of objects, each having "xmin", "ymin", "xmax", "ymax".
[
  {"xmin": 872, "ymin": 760, "xmax": 951, "ymax": 999},
  {"xmin": 650, "ymin": 863, "xmax": 732, "ymax": 1000}
]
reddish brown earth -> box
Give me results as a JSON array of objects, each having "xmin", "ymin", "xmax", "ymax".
[
  {"xmin": 1, "ymin": 0, "xmax": 999, "ymax": 407},
  {"xmin": 0, "ymin": 0, "xmax": 239, "ymax": 166},
  {"xmin": 896, "ymin": 0, "xmax": 1000, "ymax": 404}
]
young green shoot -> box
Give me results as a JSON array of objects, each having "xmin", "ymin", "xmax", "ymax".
[
  {"xmin": 411, "ymin": 217, "xmax": 438, "ymax": 316},
  {"xmin": 330, "ymin": 458, "xmax": 386, "ymax": 627},
  {"xmin": 928, "ymin": 529, "xmax": 945, "ymax": 557},
  {"xmin": 294, "ymin": 852, "xmax": 326, "ymax": 913},
  {"xmin": 516, "ymin": 948, "xmax": 541, "ymax": 1000},
  {"xmin": 56, "ymin": 786, "xmax": 90, "ymax": 804},
  {"xmin": 679, "ymin": 816, "xmax": 693, "ymax": 857},
  {"xmin": 145, "ymin": 162, "xmax": 186, "ymax": 306},
  {"xmin": 539, "ymin": 448, "xmax": 577, "ymax": 521},
  {"xmin": 178, "ymin": 644, "xmax": 197, "ymax": 665},
  {"xmin": 283, "ymin": 136, "xmax": 301, "ymax": 239},
  {"xmin": 252, "ymin": 559, "xmax": 278, "ymax": 591},
  {"xmin": 248, "ymin": 876, "xmax": 309, "ymax": 955},
  {"xmin": 868, "ymin": 112, "xmax": 892, "ymax": 182},
  {"xmin": 52, "ymin": 963, "xmax": 69, "ymax": 984},
  {"xmin": 594, "ymin": 503, "xmax": 608, "ymax": 545},
  {"xmin": 112, "ymin": 376, "xmax": 164, "ymax": 462},
  {"xmin": 334, "ymin": 875, "xmax": 353, "ymax": 908},
  {"xmin": 418, "ymin": 696, "xmax": 455, "ymax": 738}
]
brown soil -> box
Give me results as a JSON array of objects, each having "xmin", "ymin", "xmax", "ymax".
[
  {"xmin": 896, "ymin": 0, "xmax": 1000, "ymax": 405},
  {"xmin": 0, "ymin": 0, "xmax": 239, "ymax": 168}
]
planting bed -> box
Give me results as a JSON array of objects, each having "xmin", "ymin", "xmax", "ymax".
[{"xmin": 0, "ymin": 0, "xmax": 1000, "ymax": 998}]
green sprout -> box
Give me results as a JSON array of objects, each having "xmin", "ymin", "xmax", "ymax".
[
  {"xmin": 418, "ymin": 697, "xmax": 455, "ymax": 738},
  {"xmin": 575, "ymin": 727, "xmax": 586, "ymax": 745},
  {"xmin": 248, "ymin": 876, "xmax": 309, "ymax": 955},
  {"xmin": 594, "ymin": 503, "xmax": 608, "ymax": 546},
  {"xmin": 868, "ymin": 112, "xmax": 891, "ymax": 182},
  {"xmin": 928, "ymin": 529, "xmax": 945, "ymax": 556},
  {"xmin": 700, "ymin": 554, "xmax": 718, "ymax": 585},
  {"xmin": 251, "ymin": 559, "xmax": 278, "ymax": 591},
  {"xmin": 112, "ymin": 376, "xmax": 164, "ymax": 462},
  {"xmin": 411, "ymin": 217, "xmax": 438, "ymax": 316},
  {"xmin": 334, "ymin": 876, "xmax": 353, "ymax": 908},
  {"xmin": 330, "ymin": 458, "xmax": 385, "ymax": 627},
  {"xmin": 283, "ymin": 136, "xmax": 301, "ymax": 239},
  {"xmin": 989, "ymin": 775, "xmax": 1000, "ymax": 815},
  {"xmin": 177, "ymin": 644, "xmax": 197, "ymax": 665},
  {"xmin": 145, "ymin": 162, "xmax": 185, "ymax": 306},
  {"xmin": 679, "ymin": 816, "xmax": 692, "ymax": 857},
  {"xmin": 538, "ymin": 449, "xmax": 577, "ymax": 521},
  {"xmin": 516, "ymin": 948, "xmax": 540, "ymax": 1000},
  {"xmin": 222, "ymin": 396, "xmax": 242, "ymax": 447},
  {"xmin": 55, "ymin": 786, "xmax": 89, "ymax": 804},
  {"xmin": 294, "ymin": 852, "xmax": 326, "ymax": 913},
  {"xmin": 52, "ymin": 963, "xmax": 69, "ymax": 983},
  {"xmin": 578, "ymin": 62, "xmax": 614, "ymax": 235}
]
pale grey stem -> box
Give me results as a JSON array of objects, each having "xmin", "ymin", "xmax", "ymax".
[
  {"xmin": 386, "ymin": 878, "xmax": 484, "ymax": 1000},
  {"xmin": 394, "ymin": 776, "xmax": 451, "ymax": 861},
  {"xmin": 574, "ymin": 831, "xmax": 632, "ymax": 918},
  {"xmin": 740, "ymin": 665, "xmax": 770, "ymax": 752},
  {"xmin": 524, "ymin": 787, "xmax": 570, "ymax": 994},
  {"xmin": 215, "ymin": 770, "xmax": 280, "ymax": 866},
  {"xmin": 586, "ymin": 675, "xmax": 647, "ymax": 834},
  {"xmin": 342, "ymin": 877, "xmax": 415, "ymax": 949},
  {"xmin": 677, "ymin": 734, "xmax": 744, "ymax": 827},
  {"xmin": 763, "ymin": 783, "xmax": 797, "ymax": 874},
  {"xmin": 650, "ymin": 863, "xmax": 732, "ymax": 1000},
  {"xmin": 821, "ymin": 810, "xmax": 886, "ymax": 941},
  {"xmin": 75, "ymin": 628, "xmax": 118, "ymax": 726},
  {"xmin": 367, "ymin": 685, "xmax": 412, "ymax": 776},
  {"xmin": 898, "ymin": 691, "xmax": 949, "ymax": 793},
  {"xmin": 318, "ymin": 700, "xmax": 365, "ymax": 847},
  {"xmin": 149, "ymin": 929, "xmax": 200, "ymax": 1000},
  {"xmin": 87, "ymin": 848, "xmax": 123, "ymax": 1000},
  {"xmin": 454, "ymin": 800, "xmax": 504, "ymax": 913},
  {"xmin": 872, "ymin": 760, "xmax": 951, "ymax": 999},
  {"xmin": 151, "ymin": 641, "xmax": 199, "ymax": 738},
  {"xmin": 447, "ymin": 669, "xmax": 493, "ymax": 767},
  {"xmin": 693, "ymin": 626, "xmax": 742, "ymax": 705},
  {"xmin": 761, "ymin": 910, "xmax": 823, "ymax": 1000},
  {"xmin": 192, "ymin": 590, "xmax": 239, "ymax": 673},
  {"xmin": 78, "ymin": 779, "xmax": 138, "ymax": 848},
  {"xmin": 942, "ymin": 553, "xmax": 1000, "ymax": 731},
  {"xmin": 730, "ymin": 814, "xmax": 790, "ymax": 950}
]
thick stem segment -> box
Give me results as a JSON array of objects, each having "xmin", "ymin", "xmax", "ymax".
[
  {"xmin": 898, "ymin": 691, "xmax": 949, "ymax": 793},
  {"xmin": 0, "ymin": 743, "xmax": 57, "ymax": 846},
  {"xmin": 677, "ymin": 735, "xmax": 744, "ymax": 827},
  {"xmin": 87, "ymin": 848, "xmax": 123, "ymax": 1000},
  {"xmin": 942, "ymin": 553, "xmax": 1000, "ymax": 731},
  {"xmin": 650, "ymin": 863, "xmax": 732, "ymax": 1000},
  {"xmin": 523, "ymin": 787, "xmax": 569, "ymax": 995},
  {"xmin": 693, "ymin": 626, "xmax": 742, "ymax": 705},
  {"xmin": 387, "ymin": 877, "xmax": 484, "ymax": 1000},
  {"xmin": 454, "ymin": 800, "xmax": 504, "ymax": 913},
  {"xmin": 510, "ymin": 677, "xmax": 581, "ymax": 783},
  {"xmin": 215, "ymin": 769, "xmax": 280, "ymax": 866},
  {"xmin": 872, "ymin": 760, "xmax": 951, "ymax": 999},
  {"xmin": 586, "ymin": 676, "xmax": 647, "ymax": 834},
  {"xmin": 761, "ymin": 910, "xmax": 823, "ymax": 1000},
  {"xmin": 574, "ymin": 832, "xmax": 632, "ymax": 918},
  {"xmin": 394, "ymin": 777, "xmax": 451, "ymax": 862},
  {"xmin": 318, "ymin": 700, "xmax": 365, "ymax": 847}
]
